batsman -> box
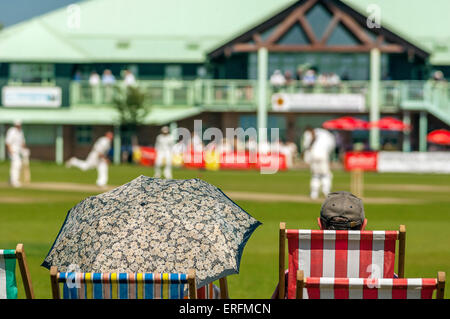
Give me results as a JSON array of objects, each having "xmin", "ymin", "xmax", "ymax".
[{"xmin": 5, "ymin": 120, "xmax": 30, "ymax": 188}]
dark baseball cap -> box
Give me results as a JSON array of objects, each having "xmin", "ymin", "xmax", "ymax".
[{"xmin": 320, "ymin": 191, "xmax": 365, "ymax": 230}]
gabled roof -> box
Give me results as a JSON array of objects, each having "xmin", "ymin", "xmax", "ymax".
[
  {"xmin": 344, "ymin": 0, "xmax": 450, "ymax": 65},
  {"xmin": 208, "ymin": 0, "xmax": 429, "ymax": 60}
]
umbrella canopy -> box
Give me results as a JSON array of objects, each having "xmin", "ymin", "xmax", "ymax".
[
  {"xmin": 369, "ymin": 117, "xmax": 411, "ymax": 131},
  {"xmin": 42, "ymin": 176, "xmax": 261, "ymax": 288},
  {"xmin": 427, "ymin": 129, "xmax": 450, "ymax": 145},
  {"xmin": 322, "ymin": 116, "xmax": 369, "ymax": 131}
]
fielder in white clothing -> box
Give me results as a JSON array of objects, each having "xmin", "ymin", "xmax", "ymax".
[
  {"xmin": 5, "ymin": 120, "xmax": 27, "ymax": 188},
  {"xmin": 302, "ymin": 127, "xmax": 336, "ymax": 199},
  {"xmin": 154, "ymin": 126, "xmax": 174, "ymax": 179},
  {"xmin": 66, "ymin": 131, "xmax": 114, "ymax": 187}
]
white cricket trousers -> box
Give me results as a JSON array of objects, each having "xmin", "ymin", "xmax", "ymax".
[
  {"xmin": 69, "ymin": 154, "xmax": 108, "ymax": 187},
  {"xmin": 9, "ymin": 152, "xmax": 22, "ymax": 187},
  {"xmin": 154, "ymin": 150, "xmax": 172, "ymax": 179},
  {"xmin": 309, "ymin": 158, "xmax": 332, "ymax": 199}
]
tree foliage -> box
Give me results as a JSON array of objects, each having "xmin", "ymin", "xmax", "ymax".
[{"xmin": 113, "ymin": 85, "xmax": 150, "ymax": 127}]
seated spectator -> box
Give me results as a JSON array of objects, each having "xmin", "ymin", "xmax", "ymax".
[
  {"xmin": 302, "ymin": 69, "xmax": 316, "ymax": 87},
  {"xmin": 271, "ymin": 191, "xmax": 367, "ymax": 299},
  {"xmin": 328, "ymin": 72, "xmax": 341, "ymax": 87},
  {"xmin": 317, "ymin": 191, "xmax": 366, "ymax": 230},
  {"xmin": 73, "ymin": 70, "xmax": 82, "ymax": 82},
  {"xmin": 123, "ymin": 69, "xmax": 137, "ymax": 87},
  {"xmin": 102, "ymin": 69, "xmax": 116, "ymax": 86},
  {"xmin": 284, "ymin": 70, "xmax": 293, "ymax": 85},
  {"xmin": 270, "ymin": 70, "xmax": 286, "ymax": 91},
  {"xmin": 89, "ymin": 71, "xmax": 100, "ymax": 86}
]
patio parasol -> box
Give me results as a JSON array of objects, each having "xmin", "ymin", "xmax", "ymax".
[
  {"xmin": 427, "ymin": 129, "xmax": 450, "ymax": 145},
  {"xmin": 42, "ymin": 176, "xmax": 261, "ymax": 288},
  {"xmin": 369, "ymin": 117, "xmax": 411, "ymax": 131},
  {"xmin": 322, "ymin": 116, "xmax": 369, "ymax": 131}
]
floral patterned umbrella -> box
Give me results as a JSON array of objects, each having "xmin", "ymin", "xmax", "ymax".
[{"xmin": 42, "ymin": 176, "xmax": 261, "ymax": 288}]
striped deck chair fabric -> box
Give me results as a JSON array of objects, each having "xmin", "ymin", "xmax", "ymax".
[
  {"xmin": 196, "ymin": 283, "xmax": 220, "ymax": 299},
  {"xmin": 286, "ymin": 229, "xmax": 400, "ymax": 299},
  {"xmin": 297, "ymin": 272, "xmax": 445, "ymax": 299},
  {"xmin": 0, "ymin": 250, "xmax": 18, "ymax": 299},
  {"xmin": 52, "ymin": 269, "xmax": 196, "ymax": 299}
]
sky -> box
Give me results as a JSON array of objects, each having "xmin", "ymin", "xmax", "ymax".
[{"xmin": 0, "ymin": 0, "xmax": 83, "ymax": 27}]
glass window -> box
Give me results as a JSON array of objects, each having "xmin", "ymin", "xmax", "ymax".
[
  {"xmin": 75, "ymin": 125, "xmax": 92, "ymax": 145},
  {"xmin": 22, "ymin": 125, "xmax": 55, "ymax": 145},
  {"xmin": 9, "ymin": 63, "xmax": 55, "ymax": 83},
  {"xmin": 165, "ymin": 65, "xmax": 182, "ymax": 79}
]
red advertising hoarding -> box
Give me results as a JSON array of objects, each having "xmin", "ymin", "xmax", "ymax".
[{"xmin": 344, "ymin": 151, "xmax": 378, "ymax": 171}]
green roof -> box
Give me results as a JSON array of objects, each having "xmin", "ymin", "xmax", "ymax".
[
  {"xmin": 343, "ymin": 0, "xmax": 450, "ymax": 65},
  {"xmin": 0, "ymin": 0, "xmax": 296, "ymax": 63},
  {"xmin": 0, "ymin": 0, "xmax": 449, "ymax": 64},
  {"xmin": 0, "ymin": 105, "xmax": 202, "ymax": 125}
]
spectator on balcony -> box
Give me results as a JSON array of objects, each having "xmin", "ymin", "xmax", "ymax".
[
  {"xmin": 318, "ymin": 73, "xmax": 328, "ymax": 87},
  {"xmin": 102, "ymin": 69, "xmax": 116, "ymax": 86},
  {"xmin": 284, "ymin": 70, "xmax": 293, "ymax": 86},
  {"xmin": 302, "ymin": 69, "xmax": 316, "ymax": 88},
  {"xmin": 270, "ymin": 69, "xmax": 286, "ymax": 92},
  {"xmin": 73, "ymin": 70, "xmax": 82, "ymax": 82},
  {"xmin": 328, "ymin": 72, "xmax": 341, "ymax": 87},
  {"xmin": 123, "ymin": 69, "xmax": 137, "ymax": 87},
  {"xmin": 89, "ymin": 71, "xmax": 100, "ymax": 86}
]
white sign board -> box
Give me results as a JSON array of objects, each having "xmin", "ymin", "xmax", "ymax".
[
  {"xmin": 272, "ymin": 93, "xmax": 365, "ymax": 112},
  {"xmin": 378, "ymin": 152, "xmax": 450, "ymax": 174},
  {"xmin": 2, "ymin": 86, "xmax": 62, "ymax": 107}
]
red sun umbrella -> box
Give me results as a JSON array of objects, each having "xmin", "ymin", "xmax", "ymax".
[
  {"xmin": 322, "ymin": 116, "xmax": 369, "ymax": 131},
  {"xmin": 427, "ymin": 129, "xmax": 450, "ymax": 145},
  {"xmin": 370, "ymin": 117, "xmax": 411, "ymax": 131}
]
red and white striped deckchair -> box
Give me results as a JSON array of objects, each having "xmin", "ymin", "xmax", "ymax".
[
  {"xmin": 0, "ymin": 244, "xmax": 34, "ymax": 299},
  {"xmin": 296, "ymin": 270, "xmax": 446, "ymax": 299},
  {"xmin": 196, "ymin": 277, "xmax": 229, "ymax": 299},
  {"xmin": 278, "ymin": 223, "xmax": 406, "ymax": 299},
  {"xmin": 50, "ymin": 266, "xmax": 197, "ymax": 299}
]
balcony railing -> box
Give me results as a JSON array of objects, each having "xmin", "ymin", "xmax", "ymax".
[{"xmin": 68, "ymin": 79, "xmax": 449, "ymax": 114}]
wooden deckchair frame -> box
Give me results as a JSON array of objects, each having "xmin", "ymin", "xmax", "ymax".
[
  {"xmin": 278, "ymin": 222, "xmax": 406, "ymax": 299},
  {"xmin": 219, "ymin": 277, "xmax": 229, "ymax": 299},
  {"xmin": 14, "ymin": 243, "xmax": 34, "ymax": 299},
  {"xmin": 296, "ymin": 270, "xmax": 446, "ymax": 299},
  {"xmin": 50, "ymin": 266, "xmax": 198, "ymax": 299}
]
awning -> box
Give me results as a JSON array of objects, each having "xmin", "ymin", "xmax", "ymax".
[{"xmin": 0, "ymin": 105, "xmax": 202, "ymax": 126}]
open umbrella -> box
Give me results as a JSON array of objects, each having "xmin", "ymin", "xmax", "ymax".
[
  {"xmin": 322, "ymin": 116, "xmax": 369, "ymax": 131},
  {"xmin": 427, "ymin": 129, "xmax": 450, "ymax": 145},
  {"xmin": 369, "ymin": 117, "xmax": 411, "ymax": 131},
  {"xmin": 42, "ymin": 176, "xmax": 261, "ymax": 288}
]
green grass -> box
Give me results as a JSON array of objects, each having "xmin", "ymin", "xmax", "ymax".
[{"xmin": 0, "ymin": 161, "xmax": 449, "ymax": 299}]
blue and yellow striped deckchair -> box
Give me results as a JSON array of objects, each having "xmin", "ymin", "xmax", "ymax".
[
  {"xmin": 50, "ymin": 267, "xmax": 197, "ymax": 299},
  {"xmin": 0, "ymin": 244, "xmax": 34, "ymax": 299}
]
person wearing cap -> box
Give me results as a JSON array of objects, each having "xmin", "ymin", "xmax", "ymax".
[
  {"xmin": 271, "ymin": 191, "xmax": 367, "ymax": 299},
  {"xmin": 154, "ymin": 126, "xmax": 174, "ymax": 179},
  {"xmin": 302, "ymin": 126, "xmax": 336, "ymax": 199},
  {"xmin": 318, "ymin": 191, "xmax": 367, "ymax": 230},
  {"xmin": 66, "ymin": 131, "xmax": 114, "ymax": 187},
  {"xmin": 5, "ymin": 120, "xmax": 27, "ymax": 188}
]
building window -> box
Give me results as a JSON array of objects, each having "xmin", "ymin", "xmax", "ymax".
[
  {"xmin": 75, "ymin": 126, "xmax": 92, "ymax": 145},
  {"xmin": 22, "ymin": 125, "xmax": 56, "ymax": 145},
  {"xmin": 9, "ymin": 63, "xmax": 55, "ymax": 83},
  {"xmin": 165, "ymin": 65, "xmax": 182, "ymax": 79}
]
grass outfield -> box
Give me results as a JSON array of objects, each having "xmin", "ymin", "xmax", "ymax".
[{"xmin": 0, "ymin": 161, "xmax": 449, "ymax": 299}]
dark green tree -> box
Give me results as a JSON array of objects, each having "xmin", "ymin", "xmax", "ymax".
[
  {"xmin": 113, "ymin": 85, "xmax": 150, "ymax": 126},
  {"xmin": 113, "ymin": 85, "xmax": 151, "ymax": 162}
]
